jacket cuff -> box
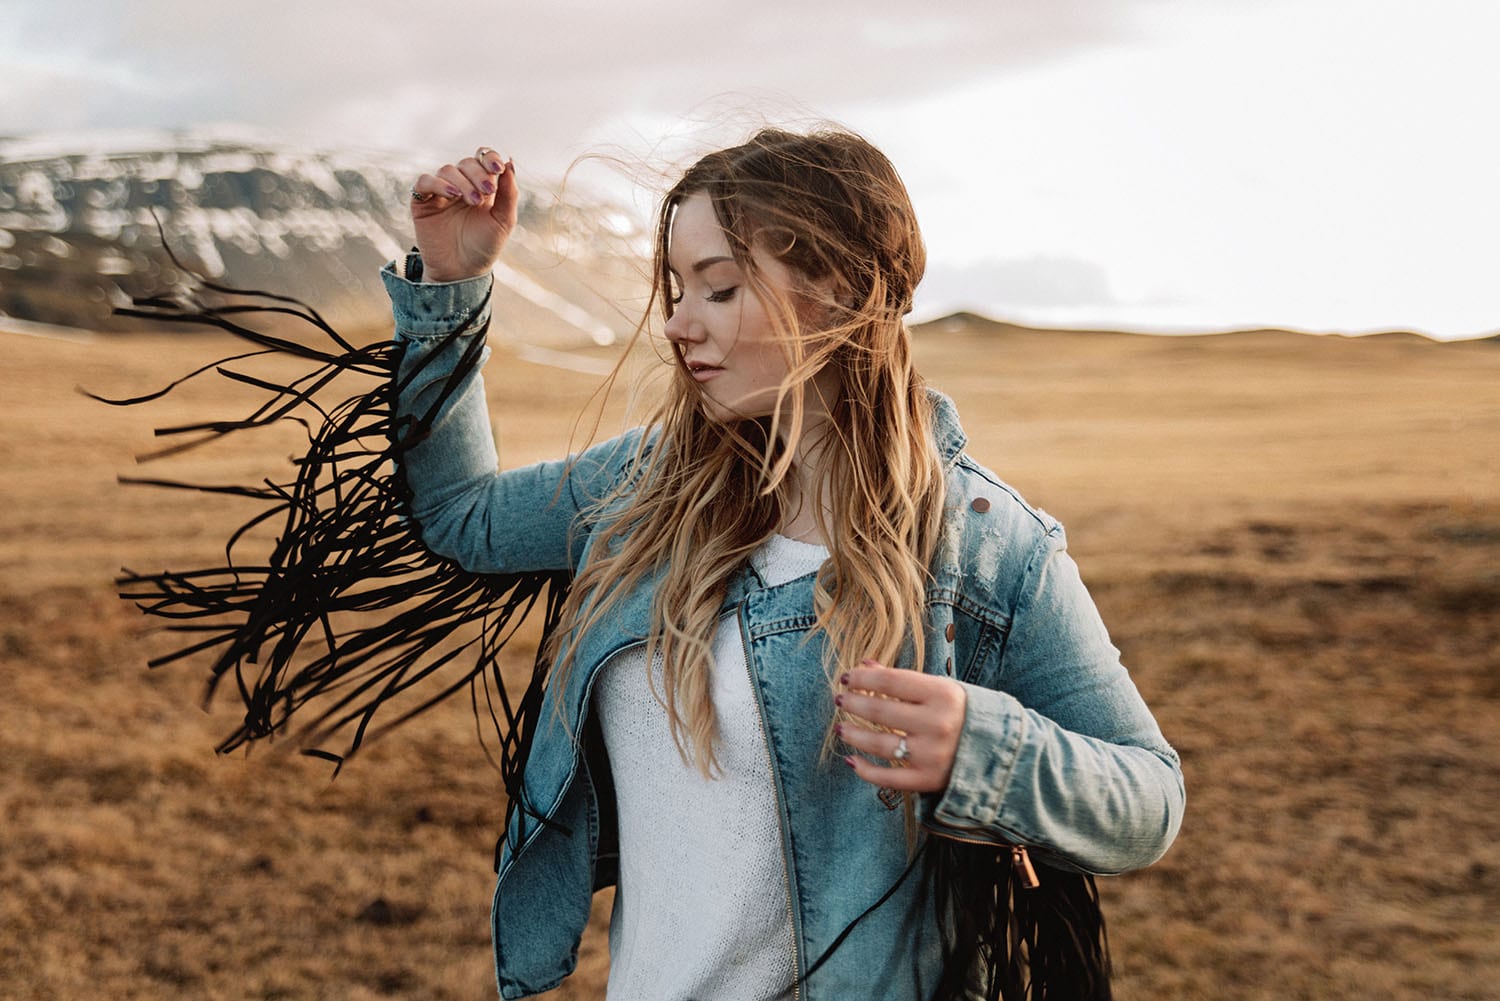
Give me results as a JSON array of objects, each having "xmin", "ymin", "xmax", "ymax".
[
  {"xmin": 927, "ymin": 681, "xmax": 1027, "ymax": 837},
  {"xmin": 380, "ymin": 261, "xmax": 494, "ymax": 337}
]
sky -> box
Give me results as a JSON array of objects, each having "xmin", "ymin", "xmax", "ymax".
[{"xmin": 3, "ymin": 0, "xmax": 1497, "ymax": 339}]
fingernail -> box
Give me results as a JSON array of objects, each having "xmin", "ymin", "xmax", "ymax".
[
  {"xmin": 446, "ymin": 186, "xmax": 462, "ymax": 198},
  {"xmin": 834, "ymin": 694, "xmax": 844, "ymax": 707},
  {"xmin": 861, "ymin": 658, "xmax": 879, "ymax": 667},
  {"xmin": 481, "ymin": 180, "xmax": 495, "ymax": 194},
  {"xmin": 492, "ymin": 159, "xmax": 506, "ymax": 173},
  {"xmin": 839, "ymin": 672, "xmax": 849, "ymax": 686},
  {"xmin": 834, "ymin": 723, "xmax": 844, "ymax": 737},
  {"xmin": 468, "ymin": 192, "xmax": 482, "ymax": 204},
  {"xmin": 843, "ymin": 756, "xmax": 857, "ymax": 769}
]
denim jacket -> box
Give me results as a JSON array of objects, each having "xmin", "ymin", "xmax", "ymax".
[{"xmin": 383, "ymin": 267, "xmax": 1185, "ymax": 1000}]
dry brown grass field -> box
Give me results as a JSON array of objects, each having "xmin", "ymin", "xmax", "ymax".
[{"xmin": 2, "ymin": 316, "xmax": 1496, "ymax": 1000}]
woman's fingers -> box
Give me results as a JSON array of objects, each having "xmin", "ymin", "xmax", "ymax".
[
  {"xmin": 410, "ymin": 171, "xmax": 460, "ymax": 205},
  {"xmin": 836, "ymin": 687, "xmax": 927, "ymax": 732},
  {"xmin": 839, "ymin": 723, "xmax": 944, "ymax": 792},
  {"xmin": 837, "ymin": 660, "xmax": 966, "ymax": 793},
  {"xmin": 843, "ymin": 660, "xmax": 954, "ymax": 703},
  {"xmin": 434, "ymin": 162, "xmax": 484, "ymax": 205},
  {"xmin": 414, "ymin": 156, "xmax": 508, "ymax": 209},
  {"xmin": 408, "ymin": 144, "xmax": 519, "ymax": 281},
  {"xmin": 474, "ymin": 146, "xmax": 507, "ymax": 173},
  {"xmin": 838, "ymin": 663, "xmax": 964, "ymax": 729},
  {"xmin": 836, "ymin": 721, "xmax": 910, "ymax": 761},
  {"xmin": 456, "ymin": 156, "xmax": 498, "ymax": 201},
  {"xmin": 843, "ymin": 750, "xmax": 931, "ymax": 792}
]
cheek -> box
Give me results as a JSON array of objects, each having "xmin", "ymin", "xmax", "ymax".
[{"xmin": 735, "ymin": 302, "xmax": 791, "ymax": 370}]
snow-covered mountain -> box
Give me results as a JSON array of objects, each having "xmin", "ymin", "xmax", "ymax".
[{"xmin": 0, "ymin": 130, "xmax": 644, "ymax": 348}]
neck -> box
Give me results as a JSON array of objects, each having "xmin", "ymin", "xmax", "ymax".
[{"xmin": 774, "ymin": 371, "xmax": 840, "ymax": 546}]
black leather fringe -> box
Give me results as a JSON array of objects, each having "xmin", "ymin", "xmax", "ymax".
[
  {"xmin": 99, "ymin": 272, "xmax": 570, "ymax": 834},
  {"xmin": 928, "ymin": 840, "xmax": 1112, "ymax": 1001}
]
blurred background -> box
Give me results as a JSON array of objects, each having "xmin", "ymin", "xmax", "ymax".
[
  {"xmin": 2, "ymin": 0, "xmax": 1498, "ymax": 341},
  {"xmin": 1, "ymin": 3, "xmax": 1497, "ymax": 1000}
]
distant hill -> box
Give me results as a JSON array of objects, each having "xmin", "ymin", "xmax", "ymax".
[
  {"xmin": 911, "ymin": 310, "xmax": 1462, "ymax": 345},
  {"xmin": 0, "ymin": 132, "xmax": 643, "ymax": 348}
]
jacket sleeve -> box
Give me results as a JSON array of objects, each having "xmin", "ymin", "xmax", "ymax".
[
  {"xmin": 927, "ymin": 522, "xmax": 1185, "ymax": 875},
  {"xmin": 383, "ymin": 264, "xmax": 636, "ymax": 574}
]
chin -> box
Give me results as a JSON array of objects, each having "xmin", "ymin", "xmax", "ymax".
[
  {"xmin": 700, "ymin": 397, "xmax": 778, "ymax": 426},
  {"xmin": 699, "ymin": 402, "xmax": 752, "ymax": 425}
]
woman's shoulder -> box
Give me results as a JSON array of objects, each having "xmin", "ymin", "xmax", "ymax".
[
  {"xmin": 926, "ymin": 388, "xmax": 1061, "ymax": 545},
  {"xmin": 935, "ymin": 451, "xmax": 1067, "ymax": 609},
  {"xmin": 947, "ymin": 454, "xmax": 1060, "ymax": 540},
  {"xmin": 570, "ymin": 424, "xmax": 655, "ymax": 474},
  {"xmin": 559, "ymin": 424, "xmax": 660, "ymax": 505}
]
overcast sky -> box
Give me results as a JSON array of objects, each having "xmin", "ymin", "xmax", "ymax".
[{"xmin": 4, "ymin": 0, "xmax": 1497, "ymax": 338}]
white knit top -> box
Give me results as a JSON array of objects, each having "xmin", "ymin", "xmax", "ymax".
[{"xmin": 596, "ymin": 533, "xmax": 829, "ymax": 1001}]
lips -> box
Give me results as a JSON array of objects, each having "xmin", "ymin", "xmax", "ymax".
[{"xmin": 685, "ymin": 360, "xmax": 724, "ymax": 382}]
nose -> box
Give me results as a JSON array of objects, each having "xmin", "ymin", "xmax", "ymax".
[{"xmin": 663, "ymin": 305, "xmax": 703, "ymax": 346}]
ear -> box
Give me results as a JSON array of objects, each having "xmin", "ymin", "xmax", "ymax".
[{"xmin": 808, "ymin": 272, "xmax": 853, "ymax": 311}]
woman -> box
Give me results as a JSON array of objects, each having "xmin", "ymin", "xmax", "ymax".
[{"xmin": 385, "ymin": 128, "xmax": 1185, "ymax": 1000}]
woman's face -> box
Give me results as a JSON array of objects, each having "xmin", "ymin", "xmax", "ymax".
[{"xmin": 663, "ymin": 192, "xmax": 810, "ymax": 423}]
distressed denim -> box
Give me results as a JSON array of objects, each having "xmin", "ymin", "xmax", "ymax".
[{"xmin": 383, "ymin": 265, "xmax": 1185, "ymax": 1000}]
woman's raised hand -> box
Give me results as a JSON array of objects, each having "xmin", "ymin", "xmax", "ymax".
[
  {"xmin": 409, "ymin": 146, "xmax": 518, "ymax": 283},
  {"xmin": 836, "ymin": 660, "xmax": 967, "ymax": 794}
]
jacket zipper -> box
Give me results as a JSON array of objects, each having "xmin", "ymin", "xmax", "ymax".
[
  {"xmin": 738, "ymin": 601, "xmax": 803, "ymax": 1001},
  {"xmin": 922, "ymin": 815, "xmax": 1086, "ymax": 882}
]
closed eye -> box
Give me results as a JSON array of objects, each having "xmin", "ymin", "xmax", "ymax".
[{"xmin": 707, "ymin": 286, "xmax": 738, "ymax": 304}]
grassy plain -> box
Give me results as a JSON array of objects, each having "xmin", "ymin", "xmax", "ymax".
[{"xmin": 1, "ymin": 317, "xmax": 1496, "ymax": 1000}]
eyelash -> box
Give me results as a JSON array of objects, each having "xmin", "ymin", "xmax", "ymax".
[{"xmin": 668, "ymin": 285, "xmax": 738, "ymax": 306}]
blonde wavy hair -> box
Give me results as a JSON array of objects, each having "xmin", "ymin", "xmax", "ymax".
[{"xmin": 546, "ymin": 127, "xmax": 945, "ymax": 774}]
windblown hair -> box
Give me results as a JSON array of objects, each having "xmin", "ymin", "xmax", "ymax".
[{"xmin": 546, "ymin": 127, "xmax": 945, "ymax": 773}]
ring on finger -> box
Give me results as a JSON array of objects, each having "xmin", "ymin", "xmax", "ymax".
[
  {"xmin": 410, "ymin": 186, "xmax": 433, "ymax": 203},
  {"xmin": 892, "ymin": 735, "xmax": 911, "ymax": 765}
]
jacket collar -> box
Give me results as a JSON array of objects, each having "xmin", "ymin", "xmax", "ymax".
[{"xmin": 927, "ymin": 389, "xmax": 968, "ymax": 468}]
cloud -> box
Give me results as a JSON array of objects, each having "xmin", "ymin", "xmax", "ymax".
[
  {"xmin": 1, "ymin": 0, "xmax": 1135, "ymax": 168},
  {"xmin": 916, "ymin": 255, "xmax": 1117, "ymax": 318},
  {"xmin": 10, "ymin": 0, "xmax": 1497, "ymax": 337}
]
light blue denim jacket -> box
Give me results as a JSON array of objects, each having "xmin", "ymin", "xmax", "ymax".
[{"xmin": 383, "ymin": 267, "xmax": 1184, "ymax": 1000}]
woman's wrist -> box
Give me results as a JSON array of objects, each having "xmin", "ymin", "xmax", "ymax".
[
  {"xmin": 382, "ymin": 263, "xmax": 493, "ymax": 335},
  {"xmin": 395, "ymin": 249, "xmax": 492, "ymax": 285}
]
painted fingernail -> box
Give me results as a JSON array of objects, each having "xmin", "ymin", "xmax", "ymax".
[
  {"xmin": 481, "ymin": 180, "xmax": 495, "ymax": 194},
  {"xmin": 843, "ymin": 756, "xmax": 857, "ymax": 769},
  {"xmin": 834, "ymin": 694, "xmax": 844, "ymax": 707},
  {"xmin": 446, "ymin": 186, "xmax": 462, "ymax": 198},
  {"xmin": 492, "ymin": 159, "xmax": 506, "ymax": 173},
  {"xmin": 468, "ymin": 192, "xmax": 482, "ymax": 204},
  {"xmin": 839, "ymin": 672, "xmax": 850, "ymax": 686},
  {"xmin": 834, "ymin": 723, "xmax": 844, "ymax": 737}
]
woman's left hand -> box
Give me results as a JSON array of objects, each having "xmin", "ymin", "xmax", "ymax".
[{"xmin": 836, "ymin": 660, "xmax": 967, "ymax": 794}]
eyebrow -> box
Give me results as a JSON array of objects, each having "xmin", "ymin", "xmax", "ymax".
[{"xmin": 669, "ymin": 256, "xmax": 736, "ymax": 278}]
